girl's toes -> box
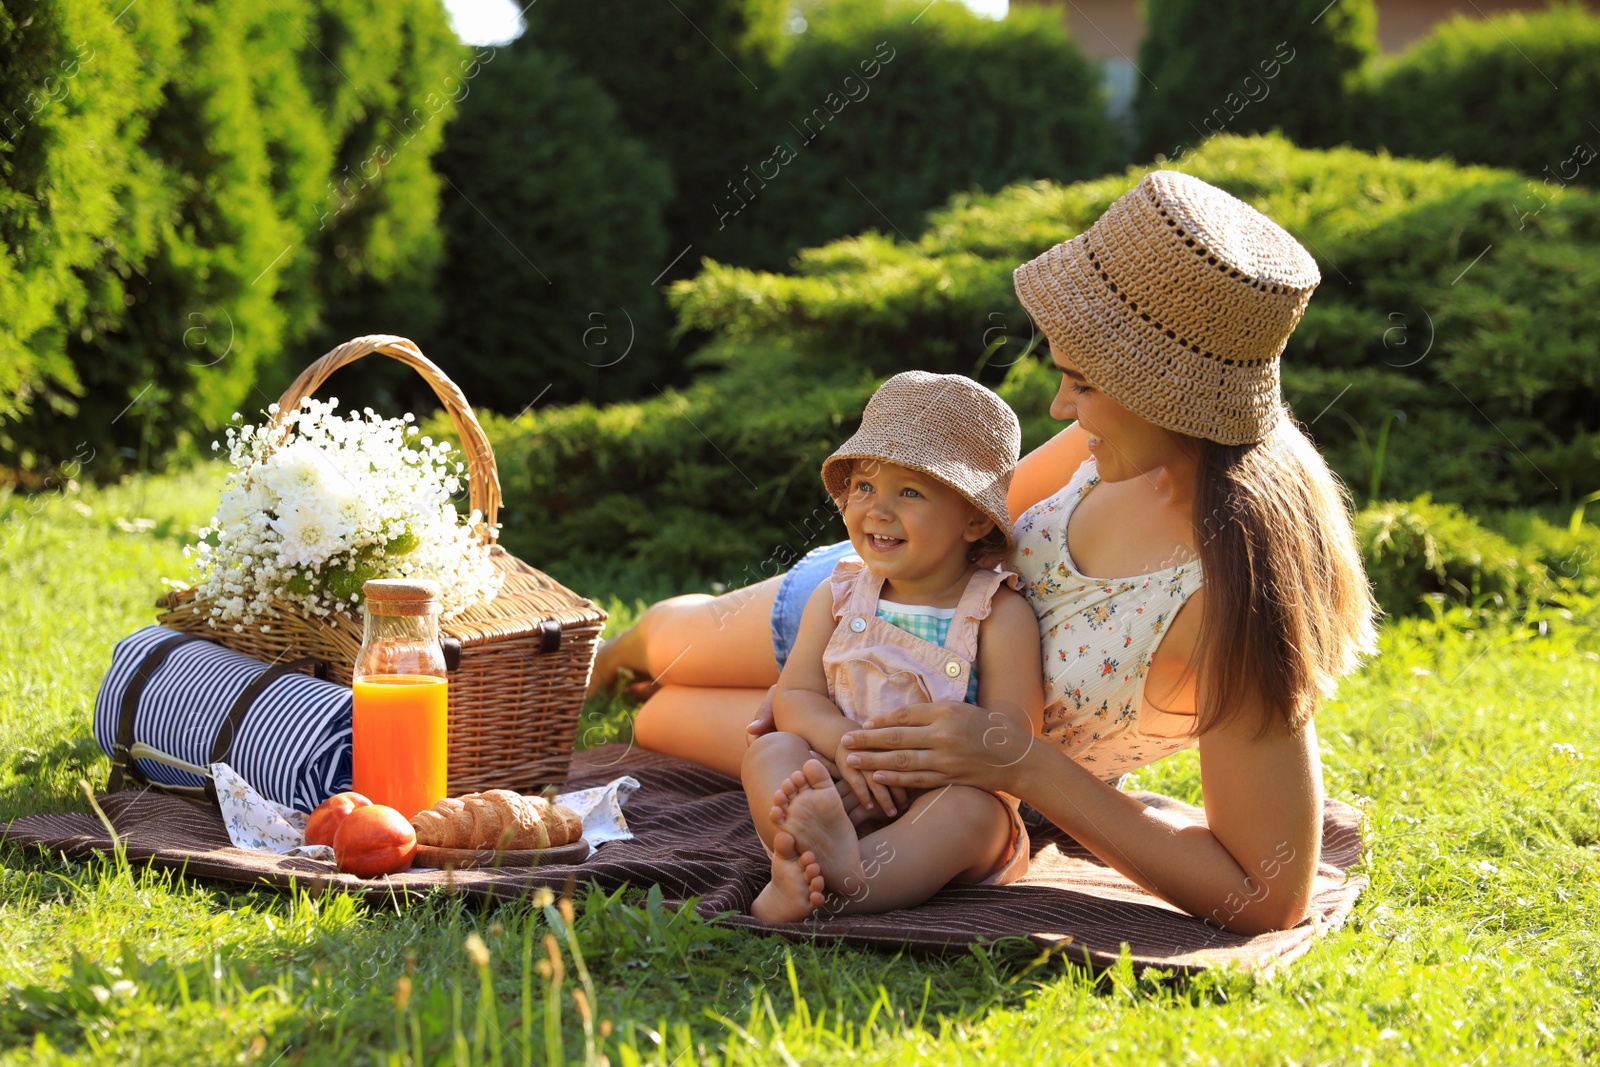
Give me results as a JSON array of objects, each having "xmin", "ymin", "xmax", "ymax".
[{"xmin": 800, "ymin": 758, "xmax": 834, "ymax": 791}]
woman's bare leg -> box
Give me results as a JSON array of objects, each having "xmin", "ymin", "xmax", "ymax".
[
  {"xmin": 632, "ymin": 685, "xmax": 769, "ymax": 778},
  {"xmin": 590, "ymin": 575, "xmax": 784, "ymax": 694}
]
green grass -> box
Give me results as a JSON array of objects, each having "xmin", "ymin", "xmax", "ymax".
[{"xmin": 1, "ymin": 464, "xmax": 1597, "ymax": 1064}]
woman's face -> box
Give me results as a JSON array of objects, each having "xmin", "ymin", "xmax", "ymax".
[{"xmin": 1046, "ymin": 339, "xmax": 1183, "ymax": 484}]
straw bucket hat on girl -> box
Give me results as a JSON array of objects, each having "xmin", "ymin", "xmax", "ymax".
[
  {"xmin": 1012, "ymin": 169, "xmax": 1321, "ymax": 446},
  {"xmin": 821, "ymin": 370, "xmax": 1021, "ymax": 550}
]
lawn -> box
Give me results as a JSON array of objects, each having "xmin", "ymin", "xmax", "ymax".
[{"xmin": 1, "ymin": 463, "xmax": 1596, "ymax": 1064}]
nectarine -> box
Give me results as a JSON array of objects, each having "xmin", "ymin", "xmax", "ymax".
[
  {"xmin": 303, "ymin": 791, "xmax": 372, "ymax": 847},
  {"xmin": 333, "ymin": 804, "xmax": 417, "ymax": 878}
]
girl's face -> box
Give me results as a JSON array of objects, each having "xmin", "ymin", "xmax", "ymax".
[
  {"xmin": 841, "ymin": 460, "xmax": 992, "ymax": 587},
  {"xmin": 1046, "ymin": 339, "xmax": 1183, "ymax": 483}
]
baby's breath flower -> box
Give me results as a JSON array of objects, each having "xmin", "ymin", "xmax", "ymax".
[{"xmin": 188, "ymin": 400, "xmax": 503, "ymax": 627}]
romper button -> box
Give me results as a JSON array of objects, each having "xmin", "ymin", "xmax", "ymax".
[
  {"xmin": 945, "ymin": 661, "xmax": 962, "ymax": 677},
  {"xmin": 849, "ymin": 617, "xmax": 867, "ymax": 633}
]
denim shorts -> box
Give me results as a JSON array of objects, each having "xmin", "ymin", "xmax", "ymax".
[{"xmin": 770, "ymin": 539, "xmax": 858, "ymax": 669}]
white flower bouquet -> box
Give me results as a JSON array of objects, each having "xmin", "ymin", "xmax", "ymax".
[{"xmin": 186, "ymin": 396, "xmax": 504, "ymax": 630}]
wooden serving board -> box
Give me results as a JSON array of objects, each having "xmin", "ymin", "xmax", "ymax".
[{"xmin": 412, "ymin": 839, "xmax": 590, "ymax": 870}]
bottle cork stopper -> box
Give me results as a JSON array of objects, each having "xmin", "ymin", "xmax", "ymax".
[{"xmin": 364, "ymin": 578, "xmax": 441, "ymax": 616}]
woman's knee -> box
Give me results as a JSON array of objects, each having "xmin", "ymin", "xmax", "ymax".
[{"xmin": 630, "ymin": 696, "xmax": 671, "ymax": 750}]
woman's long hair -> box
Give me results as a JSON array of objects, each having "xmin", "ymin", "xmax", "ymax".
[{"xmin": 1178, "ymin": 409, "xmax": 1381, "ymax": 738}]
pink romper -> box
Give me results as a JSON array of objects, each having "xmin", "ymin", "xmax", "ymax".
[{"xmin": 821, "ymin": 557, "xmax": 1031, "ymax": 886}]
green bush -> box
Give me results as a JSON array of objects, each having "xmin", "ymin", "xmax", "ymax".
[
  {"xmin": 1352, "ymin": 3, "xmax": 1600, "ymax": 188},
  {"xmin": 673, "ymin": 133, "xmax": 1600, "ymax": 514},
  {"xmin": 711, "ymin": 0, "xmax": 1123, "ymax": 273},
  {"xmin": 426, "ymin": 350, "xmax": 1061, "ymax": 586},
  {"xmin": 1133, "ymin": 0, "xmax": 1377, "ymax": 162},
  {"xmin": 294, "ymin": 0, "xmax": 477, "ymax": 384},
  {"xmin": 430, "ymin": 41, "xmax": 674, "ymax": 409},
  {"xmin": 524, "ymin": 0, "xmax": 1119, "ymax": 280},
  {"xmin": 461, "ymin": 349, "xmax": 873, "ymax": 585},
  {"xmin": 447, "ymin": 133, "xmax": 1600, "ymax": 587},
  {"xmin": 1355, "ymin": 496, "xmax": 1548, "ymax": 616},
  {"xmin": 0, "ymin": 0, "xmax": 465, "ymax": 483},
  {"xmin": 1482, "ymin": 506, "xmax": 1600, "ymax": 599}
]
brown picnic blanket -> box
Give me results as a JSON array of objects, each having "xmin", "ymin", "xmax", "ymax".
[{"xmin": 1, "ymin": 744, "xmax": 1367, "ymax": 975}]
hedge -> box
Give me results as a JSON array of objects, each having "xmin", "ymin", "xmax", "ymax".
[
  {"xmin": 667, "ymin": 133, "xmax": 1600, "ymax": 515},
  {"xmin": 1352, "ymin": 3, "xmax": 1600, "ymax": 189},
  {"xmin": 520, "ymin": 0, "xmax": 789, "ymax": 283},
  {"xmin": 711, "ymin": 0, "xmax": 1124, "ymax": 273}
]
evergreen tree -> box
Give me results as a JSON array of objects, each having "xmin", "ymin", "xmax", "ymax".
[
  {"xmin": 520, "ymin": 0, "xmax": 789, "ymax": 285},
  {"xmin": 1134, "ymin": 0, "xmax": 1377, "ymax": 162},
  {"xmin": 0, "ymin": 0, "xmax": 466, "ymax": 480},
  {"xmin": 432, "ymin": 42, "xmax": 675, "ymax": 409}
]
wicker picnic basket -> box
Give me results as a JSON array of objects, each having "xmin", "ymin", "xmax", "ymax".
[{"xmin": 154, "ymin": 335, "xmax": 607, "ymax": 794}]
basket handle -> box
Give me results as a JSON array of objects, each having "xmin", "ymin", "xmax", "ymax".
[{"xmin": 271, "ymin": 335, "xmax": 501, "ymax": 544}]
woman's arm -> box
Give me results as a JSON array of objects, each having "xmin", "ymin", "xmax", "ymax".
[
  {"xmin": 1009, "ymin": 694, "xmax": 1322, "ymax": 935},
  {"xmin": 1008, "ymin": 421, "xmax": 1091, "ymax": 520},
  {"xmin": 840, "ymin": 619, "xmax": 1325, "ymax": 936}
]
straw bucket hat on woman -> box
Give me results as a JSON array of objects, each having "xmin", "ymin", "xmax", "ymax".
[
  {"xmin": 822, "ymin": 370, "xmax": 1021, "ymax": 550},
  {"xmin": 1012, "ymin": 170, "xmax": 1321, "ymax": 446}
]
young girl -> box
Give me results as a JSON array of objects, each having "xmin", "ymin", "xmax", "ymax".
[{"xmin": 741, "ymin": 371, "xmax": 1045, "ymax": 922}]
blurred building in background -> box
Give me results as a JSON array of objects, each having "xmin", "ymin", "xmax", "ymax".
[{"xmin": 1014, "ymin": 0, "xmax": 1600, "ymax": 126}]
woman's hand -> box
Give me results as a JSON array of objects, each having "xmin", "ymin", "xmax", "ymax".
[
  {"xmin": 839, "ymin": 700, "xmax": 1037, "ymax": 794},
  {"xmin": 744, "ymin": 704, "xmax": 776, "ymax": 746}
]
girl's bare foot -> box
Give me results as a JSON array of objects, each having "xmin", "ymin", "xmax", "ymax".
[
  {"xmin": 773, "ymin": 760, "xmax": 867, "ymax": 899},
  {"xmin": 750, "ymin": 831, "xmax": 826, "ymax": 923}
]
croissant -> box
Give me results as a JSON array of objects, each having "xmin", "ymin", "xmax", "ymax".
[{"xmin": 412, "ymin": 790, "xmax": 584, "ymax": 851}]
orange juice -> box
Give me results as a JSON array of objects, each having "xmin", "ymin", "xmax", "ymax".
[{"xmin": 352, "ymin": 674, "xmax": 449, "ymax": 821}]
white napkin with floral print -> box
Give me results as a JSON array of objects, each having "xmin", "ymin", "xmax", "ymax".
[
  {"xmin": 213, "ymin": 762, "xmax": 333, "ymax": 860},
  {"xmin": 212, "ymin": 761, "xmax": 640, "ymax": 858}
]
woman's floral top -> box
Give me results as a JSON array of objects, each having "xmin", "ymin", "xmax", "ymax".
[{"xmin": 1010, "ymin": 456, "xmax": 1204, "ymax": 780}]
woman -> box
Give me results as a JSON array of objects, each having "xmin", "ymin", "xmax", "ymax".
[{"xmin": 592, "ymin": 170, "xmax": 1380, "ymax": 935}]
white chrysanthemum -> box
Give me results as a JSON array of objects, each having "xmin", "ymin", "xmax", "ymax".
[
  {"xmin": 271, "ymin": 500, "xmax": 351, "ymax": 568},
  {"xmin": 214, "ymin": 487, "xmax": 255, "ymax": 531},
  {"xmin": 261, "ymin": 438, "xmax": 345, "ymax": 505}
]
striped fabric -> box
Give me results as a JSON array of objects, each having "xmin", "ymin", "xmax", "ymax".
[
  {"xmin": 92, "ymin": 625, "xmax": 352, "ymax": 813},
  {"xmin": 7, "ymin": 745, "xmax": 1367, "ymax": 973}
]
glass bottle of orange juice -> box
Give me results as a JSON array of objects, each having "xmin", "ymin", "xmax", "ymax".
[{"xmin": 352, "ymin": 578, "xmax": 449, "ymax": 820}]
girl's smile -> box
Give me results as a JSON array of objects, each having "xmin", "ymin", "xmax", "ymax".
[{"xmin": 842, "ymin": 460, "xmax": 994, "ymax": 602}]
